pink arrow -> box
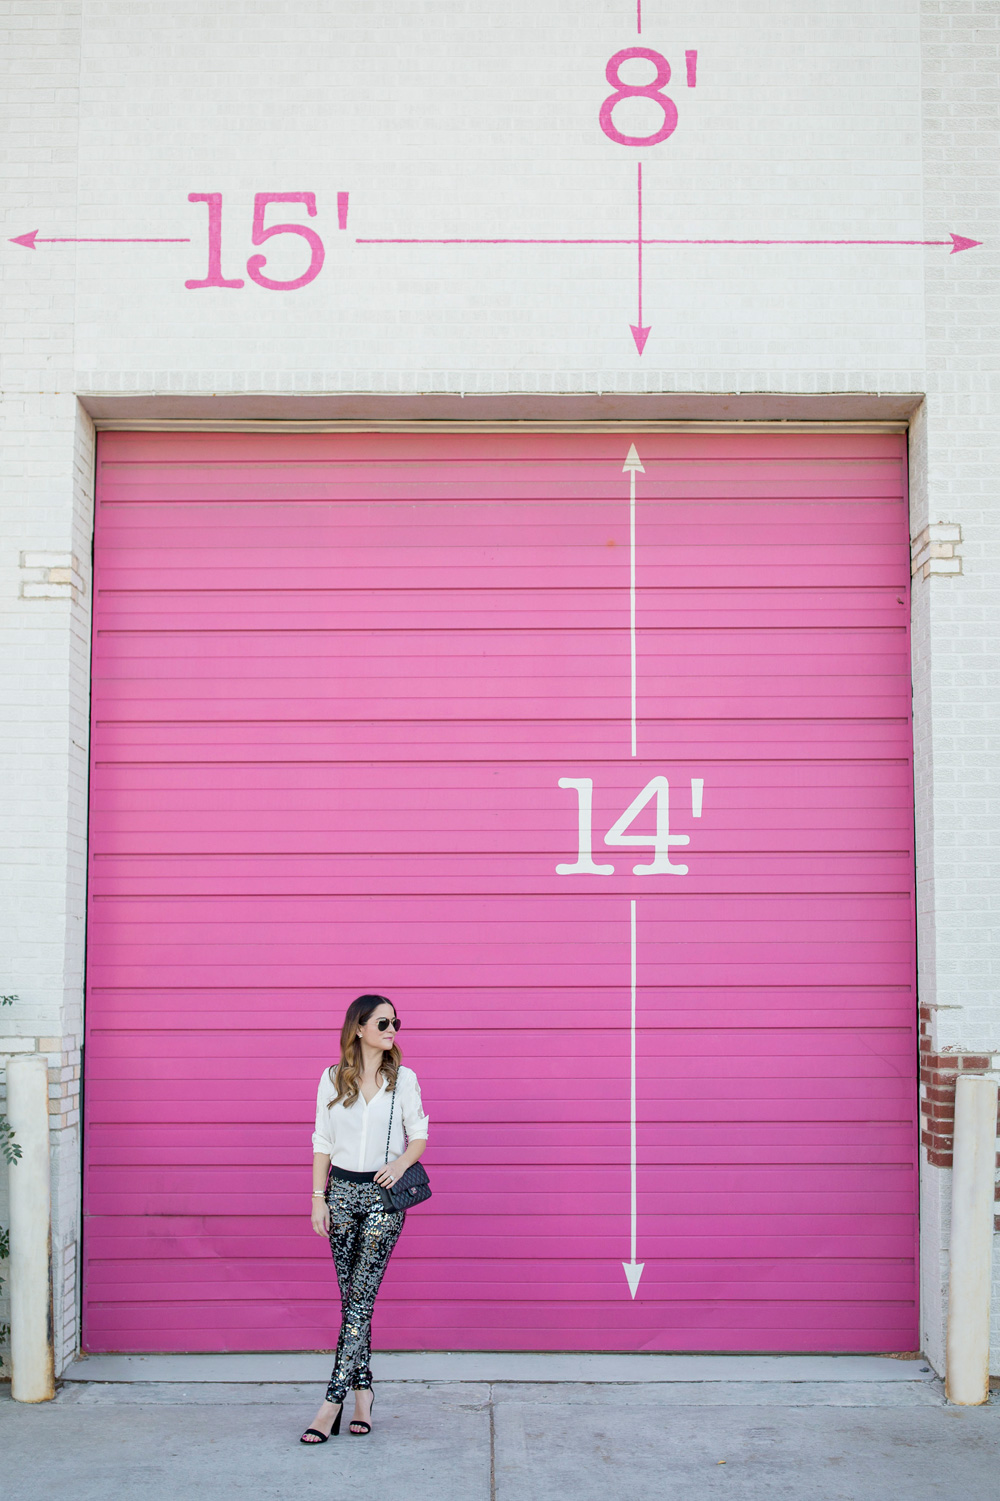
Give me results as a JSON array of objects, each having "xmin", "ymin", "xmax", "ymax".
[
  {"xmin": 630, "ymin": 163, "xmax": 651, "ymax": 356},
  {"xmin": 359, "ymin": 230, "xmax": 982, "ymax": 252},
  {"xmin": 643, "ymin": 230, "xmax": 982, "ymax": 252},
  {"xmin": 10, "ymin": 230, "xmax": 190, "ymax": 249}
]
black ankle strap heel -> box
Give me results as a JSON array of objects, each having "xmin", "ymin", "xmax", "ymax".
[
  {"xmin": 350, "ymin": 1387, "xmax": 375, "ymax": 1436},
  {"xmin": 300, "ymin": 1405, "xmax": 342, "ymax": 1443}
]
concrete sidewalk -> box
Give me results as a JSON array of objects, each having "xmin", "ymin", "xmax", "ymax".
[{"xmin": 3, "ymin": 1358, "xmax": 999, "ymax": 1501}]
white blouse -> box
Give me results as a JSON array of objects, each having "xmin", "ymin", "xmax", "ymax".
[{"xmin": 312, "ymin": 1064, "xmax": 429, "ymax": 1172}]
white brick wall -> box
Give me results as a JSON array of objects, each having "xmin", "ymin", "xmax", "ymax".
[
  {"xmin": 1, "ymin": 0, "xmax": 999, "ymax": 1375},
  {"xmin": 915, "ymin": 0, "xmax": 1000, "ymax": 1376},
  {"xmin": 0, "ymin": 391, "xmax": 93, "ymax": 1376},
  {"xmin": 0, "ymin": 0, "xmax": 90, "ymax": 1375},
  {"xmin": 2, "ymin": 0, "xmax": 926, "ymax": 392}
]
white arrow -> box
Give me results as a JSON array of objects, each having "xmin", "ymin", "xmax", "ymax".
[
  {"xmin": 623, "ymin": 897, "xmax": 644, "ymax": 1298},
  {"xmin": 622, "ymin": 444, "xmax": 644, "ymax": 759}
]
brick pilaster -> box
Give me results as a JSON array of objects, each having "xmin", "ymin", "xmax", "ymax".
[{"xmin": 918, "ymin": 1006, "xmax": 1000, "ymax": 1229}]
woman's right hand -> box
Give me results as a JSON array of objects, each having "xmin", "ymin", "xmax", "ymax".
[{"xmin": 311, "ymin": 1198, "xmax": 330, "ymax": 1236}]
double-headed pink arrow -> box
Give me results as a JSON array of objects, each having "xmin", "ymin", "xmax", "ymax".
[{"xmin": 11, "ymin": 213, "xmax": 983, "ymax": 363}]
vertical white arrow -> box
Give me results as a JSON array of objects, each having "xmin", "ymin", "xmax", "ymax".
[
  {"xmin": 623, "ymin": 897, "xmax": 644, "ymax": 1297},
  {"xmin": 623, "ymin": 444, "xmax": 645, "ymax": 1298},
  {"xmin": 623, "ymin": 443, "xmax": 644, "ymax": 758}
]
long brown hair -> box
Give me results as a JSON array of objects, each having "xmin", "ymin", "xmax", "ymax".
[{"xmin": 328, "ymin": 994, "xmax": 401, "ymax": 1109}]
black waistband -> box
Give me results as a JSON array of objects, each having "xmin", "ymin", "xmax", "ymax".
[{"xmin": 328, "ymin": 1165, "xmax": 377, "ymax": 1184}]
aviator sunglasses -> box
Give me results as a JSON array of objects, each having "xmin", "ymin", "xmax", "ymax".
[{"xmin": 375, "ymin": 1016, "xmax": 401, "ymax": 1032}]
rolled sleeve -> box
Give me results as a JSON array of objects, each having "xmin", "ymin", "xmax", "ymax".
[
  {"xmin": 312, "ymin": 1070, "xmax": 335, "ymax": 1156},
  {"xmin": 400, "ymin": 1068, "xmax": 429, "ymax": 1142}
]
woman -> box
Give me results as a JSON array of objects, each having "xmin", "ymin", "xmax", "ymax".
[{"xmin": 300, "ymin": 994, "xmax": 429, "ymax": 1443}]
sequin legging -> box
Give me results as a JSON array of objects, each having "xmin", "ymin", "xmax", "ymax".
[{"xmin": 324, "ymin": 1175, "xmax": 405, "ymax": 1404}]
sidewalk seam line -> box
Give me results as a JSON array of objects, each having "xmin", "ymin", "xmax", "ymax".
[{"xmin": 489, "ymin": 1381, "xmax": 496, "ymax": 1501}]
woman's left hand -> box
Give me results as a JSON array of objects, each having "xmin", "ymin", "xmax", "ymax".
[{"xmin": 373, "ymin": 1163, "xmax": 398, "ymax": 1188}]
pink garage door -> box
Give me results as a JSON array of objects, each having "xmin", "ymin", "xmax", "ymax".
[{"xmin": 84, "ymin": 429, "xmax": 917, "ymax": 1353}]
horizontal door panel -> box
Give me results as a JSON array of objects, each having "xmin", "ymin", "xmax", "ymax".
[{"xmin": 94, "ymin": 586, "xmax": 909, "ymax": 633}]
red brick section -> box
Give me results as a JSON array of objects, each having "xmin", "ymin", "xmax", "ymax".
[{"xmin": 918, "ymin": 1005, "xmax": 1000, "ymax": 1227}]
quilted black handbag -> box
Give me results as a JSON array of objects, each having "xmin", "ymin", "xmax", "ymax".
[{"xmin": 377, "ymin": 1075, "xmax": 432, "ymax": 1212}]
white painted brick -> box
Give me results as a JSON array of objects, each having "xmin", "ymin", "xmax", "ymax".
[
  {"xmin": 20, "ymin": 551, "xmax": 74, "ymax": 570},
  {"xmin": 19, "ymin": 581, "xmax": 75, "ymax": 599}
]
